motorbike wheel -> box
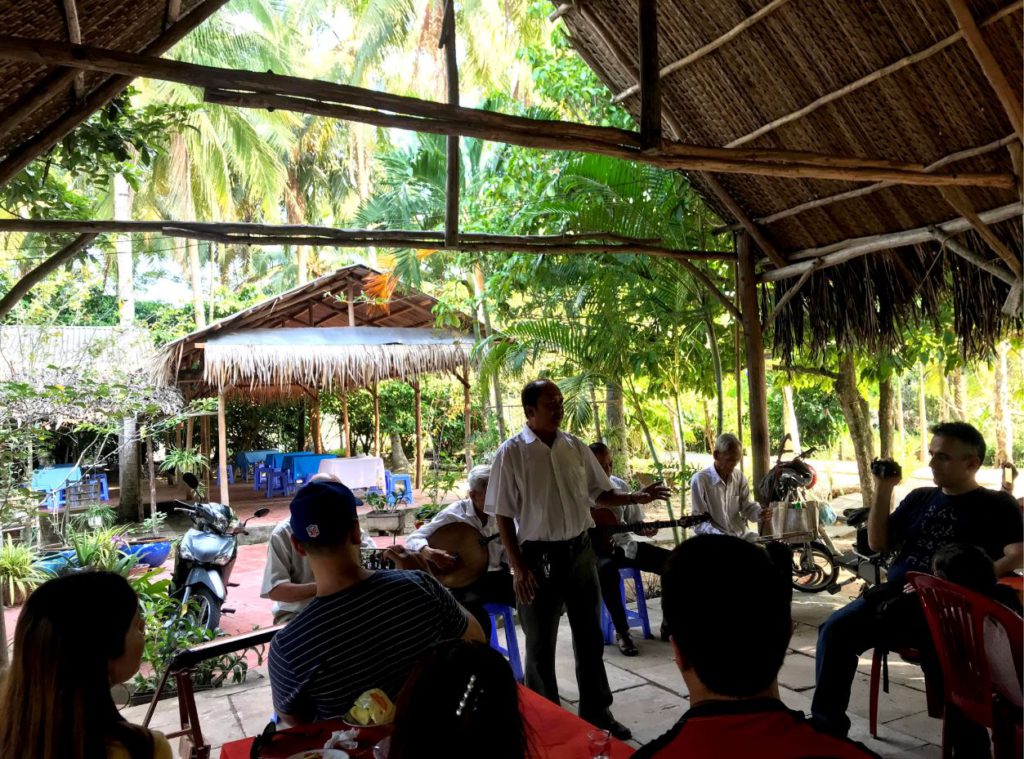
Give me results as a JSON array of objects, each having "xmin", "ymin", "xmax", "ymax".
[
  {"xmin": 187, "ymin": 585, "xmax": 222, "ymax": 630},
  {"xmin": 791, "ymin": 541, "xmax": 838, "ymax": 593}
]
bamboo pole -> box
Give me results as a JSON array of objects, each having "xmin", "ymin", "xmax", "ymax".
[
  {"xmin": 764, "ymin": 267, "xmax": 815, "ymax": 326},
  {"xmin": 637, "ymin": 0, "xmax": 661, "ymax": 148},
  {"xmin": 59, "ymin": 0, "xmax": 85, "ymax": 99},
  {"xmin": 613, "ymin": 0, "xmax": 791, "ymax": 103},
  {"xmin": 760, "ymin": 201, "xmax": 1023, "ymax": 281},
  {"xmin": 737, "ymin": 233, "xmax": 770, "ymax": 497},
  {"xmin": 372, "ymin": 382, "xmax": 380, "ymax": 457},
  {"xmin": 703, "ymin": 175, "xmax": 787, "ymax": 268},
  {"xmin": 200, "ymin": 414, "xmax": 211, "ymax": 497},
  {"xmin": 726, "ymin": 1, "xmax": 1022, "ymax": 147},
  {"xmin": 0, "ymin": 234, "xmax": 97, "ymax": 319},
  {"xmin": 442, "ymin": 0, "xmax": 460, "ymax": 247},
  {"xmin": 931, "ymin": 228, "xmax": 1016, "ymax": 285},
  {"xmin": 216, "ymin": 393, "xmax": 229, "ymax": 505},
  {"xmin": 945, "ymin": 0, "xmax": 1023, "ymax": 141},
  {"xmin": 733, "ymin": 261, "xmax": 744, "ymax": 473},
  {"xmin": 459, "ymin": 366, "xmax": 473, "ymax": 471},
  {"xmin": 937, "ymin": 187, "xmax": 1023, "ymax": 275},
  {"xmin": 412, "ymin": 380, "xmax": 423, "ymax": 490}
]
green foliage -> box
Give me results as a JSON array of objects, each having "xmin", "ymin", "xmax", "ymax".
[
  {"xmin": 0, "ymin": 536, "xmax": 46, "ymax": 605},
  {"xmin": 767, "ymin": 386, "xmax": 846, "ymax": 452},
  {"xmin": 160, "ymin": 446, "xmax": 209, "ymax": 476}
]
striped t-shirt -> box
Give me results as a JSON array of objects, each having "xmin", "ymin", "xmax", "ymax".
[{"xmin": 268, "ymin": 569, "xmax": 469, "ymax": 721}]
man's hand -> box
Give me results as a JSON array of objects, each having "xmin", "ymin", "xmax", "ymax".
[
  {"xmin": 871, "ymin": 468, "xmax": 902, "ymax": 490},
  {"xmin": 421, "ymin": 546, "xmax": 458, "ymax": 573},
  {"xmin": 758, "ymin": 504, "xmax": 773, "ymax": 523},
  {"xmin": 634, "ymin": 481, "xmax": 672, "ymax": 504},
  {"xmin": 513, "ymin": 563, "xmax": 537, "ymax": 605}
]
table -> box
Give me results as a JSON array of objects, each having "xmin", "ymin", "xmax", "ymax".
[
  {"xmin": 266, "ymin": 451, "xmax": 307, "ymax": 470},
  {"xmin": 282, "ymin": 453, "xmax": 338, "ymax": 483},
  {"xmin": 318, "ymin": 456, "xmax": 387, "ymax": 490},
  {"xmin": 235, "ymin": 450, "xmax": 279, "ymax": 477},
  {"xmin": 218, "ymin": 684, "xmax": 632, "ymax": 759},
  {"xmin": 30, "ymin": 464, "xmax": 82, "ymax": 493}
]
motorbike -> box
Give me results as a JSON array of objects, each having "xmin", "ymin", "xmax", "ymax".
[
  {"xmin": 759, "ymin": 437, "xmax": 888, "ymax": 594},
  {"xmin": 170, "ymin": 472, "xmax": 270, "ymax": 629}
]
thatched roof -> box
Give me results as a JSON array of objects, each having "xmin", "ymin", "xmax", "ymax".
[
  {"xmin": 559, "ymin": 0, "xmax": 1023, "ymax": 358},
  {"xmin": 155, "ymin": 265, "xmax": 476, "ymax": 399},
  {"xmin": 0, "ymin": 0, "xmax": 225, "ymax": 185}
]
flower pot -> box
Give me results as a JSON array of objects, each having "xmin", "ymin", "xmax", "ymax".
[
  {"xmin": 124, "ymin": 538, "xmax": 172, "ymax": 568},
  {"xmin": 366, "ymin": 511, "xmax": 404, "ymax": 533},
  {"xmin": 35, "ymin": 550, "xmax": 76, "ymax": 576}
]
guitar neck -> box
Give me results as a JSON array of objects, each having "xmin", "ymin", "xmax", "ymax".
[{"xmin": 601, "ymin": 515, "xmax": 709, "ymax": 535}]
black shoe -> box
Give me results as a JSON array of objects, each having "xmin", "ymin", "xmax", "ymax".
[
  {"xmin": 586, "ymin": 711, "xmax": 632, "ymax": 741},
  {"xmin": 616, "ymin": 632, "xmax": 639, "ymax": 656},
  {"xmin": 660, "ymin": 621, "xmax": 670, "ymax": 642}
]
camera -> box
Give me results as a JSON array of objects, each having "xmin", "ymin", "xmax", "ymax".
[{"xmin": 870, "ymin": 458, "xmax": 902, "ymax": 478}]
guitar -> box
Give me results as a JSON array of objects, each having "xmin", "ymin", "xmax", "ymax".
[
  {"xmin": 427, "ymin": 521, "xmax": 502, "ymax": 589},
  {"xmin": 590, "ymin": 509, "xmax": 711, "ymax": 553}
]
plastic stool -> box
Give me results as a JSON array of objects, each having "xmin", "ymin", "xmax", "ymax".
[
  {"xmin": 214, "ymin": 466, "xmax": 235, "ymax": 485},
  {"xmin": 253, "ymin": 463, "xmax": 268, "ymax": 491},
  {"xmin": 385, "ymin": 471, "xmax": 414, "ymax": 506},
  {"xmin": 265, "ymin": 468, "xmax": 294, "ymax": 499},
  {"xmin": 600, "ymin": 567, "xmax": 653, "ymax": 644},
  {"xmin": 484, "ymin": 602, "xmax": 523, "ymax": 682}
]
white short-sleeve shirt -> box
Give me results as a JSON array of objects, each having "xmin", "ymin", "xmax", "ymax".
[
  {"xmin": 404, "ymin": 498, "xmax": 505, "ymax": 571},
  {"xmin": 484, "ymin": 425, "xmax": 613, "ymax": 543}
]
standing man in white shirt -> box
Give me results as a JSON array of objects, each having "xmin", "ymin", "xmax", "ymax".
[
  {"xmin": 388, "ymin": 464, "xmax": 513, "ymax": 639},
  {"xmin": 690, "ymin": 433, "xmax": 768, "ymax": 540},
  {"xmin": 486, "ymin": 379, "xmax": 670, "ymax": 741}
]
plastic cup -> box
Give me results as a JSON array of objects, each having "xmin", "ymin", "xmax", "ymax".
[{"xmin": 586, "ymin": 728, "xmax": 612, "ymax": 758}]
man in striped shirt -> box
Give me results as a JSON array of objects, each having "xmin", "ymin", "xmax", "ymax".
[{"xmin": 268, "ymin": 480, "xmax": 485, "ymax": 725}]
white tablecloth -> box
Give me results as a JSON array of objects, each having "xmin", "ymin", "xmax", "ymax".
[{"xmin": 317, "ymin": 456, "xmax": 386, "ymax": 490}]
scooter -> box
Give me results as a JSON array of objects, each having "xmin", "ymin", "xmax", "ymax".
[{"xmin": 170, "ymin": 472, "xmax": 270, "ymax": 629}]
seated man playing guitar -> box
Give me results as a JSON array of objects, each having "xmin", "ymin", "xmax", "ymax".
[
  {"xmin": 590, "ymin": 442, "xmax": 677, "ymax": 656},
  {"xmin": 386, "ymin": 465, "xmax": 514, "ymax": 639}
]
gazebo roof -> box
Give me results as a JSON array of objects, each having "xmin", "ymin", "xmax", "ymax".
[
  {"xmin": 154, "ymin": 265, "xmax": 476, "ymax": 398},
  {"xmin": 560, "ymin": 0, "xmax": 1023, "ymax": 357}
]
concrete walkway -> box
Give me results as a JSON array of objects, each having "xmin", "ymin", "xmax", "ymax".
[{"xmin": 122, "ymin": 581, "xmax": 942, "ymax": 758}]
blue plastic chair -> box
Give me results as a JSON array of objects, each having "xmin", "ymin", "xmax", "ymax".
[
  {"xmin": 384, "ymin": 471, "xmax": 414, "ymax": 506},
  {"xmin": 600, "ymin": 567, "xmax": 653, "ymax": 643},
  {"xmin": 253, "ymin": 463, "xmax": 268, "ymax": 491},
  {"xmin": 264, "ymin": 468, "xmax": 294, "ymax": 499},
  {"xmin": 214, "ymin": 466, "xmax": 235, "ymax": 485},
  {"xmin": 484, "ymin": 602, "xmax": 523, "ymax": 682}
]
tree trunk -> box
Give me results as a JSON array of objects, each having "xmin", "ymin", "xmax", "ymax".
[
  {"xmin": 115, "ymin": 173, "xmax": 140, "ymax": 523},
  {"xmin": 952, "ymin": 368, "xmax": 966, "ymax": 419},
  {"xmin": 782, "ymin": 385, "xmax": 802, "ymax": 455},
  {"xmin": 605, "ymin": 383, "xmax": 627, "ymax": 467},
  {"xmin": 0, "ymin": 593, "xmax": 7, "ymax": 669},
  {"xmin": 146, "ymin": 433, "xmax": 157, "ymax": 528},
  {"xmin": 879, "ymin": 374, "xmax": 896, "ymax": 460},
  {"xmin": 940, "ymin": 375, "xmax": 951, "ymax": 423},
  {"xmin": 995, "ymin": 341, "xmax": 1011, "ymax": 465},
  {"xmin": 187, "ymin": 238, "xmax": 206, "ymax": 329},
  {"xmin": 389, "ymin": 430, "xmax": 411, "ymax": 473},
  {"xmin": 625, "ymin": 380, "xmax": 679, "ymax": 545},
  {"xmin": 703, "ymin": 306, "xmax": 724, "ymax": 436},
  {"xmin": 895, "ymin": 375, "xmax": 906, "ymax": 456},
  {"xmin": 590, "ymin": 384, "xmax": 602, "ymax": 442},
  {"xmin": 372, "ymin": 383, "xmax": 380, "ymax": 457},
  {"xmin": 918, "ymin": 364, "xmax": 928, "ymax": 462},
  {"xmin": 701, "ymin": 398, "xmax": 714, "ymax": 453},
  {"xmin": 310, "ymin": 396, "xmax": 323, "ymax": 454},
  {"xmin": 834, "ymin": 353, "xmax": 875, "ymax": 508},
  {"xmin": 117, "ymin": 418, "xmax": 141, "ymax": 521}
]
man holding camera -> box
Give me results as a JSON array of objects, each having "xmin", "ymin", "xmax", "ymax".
[{"xmin": 812, "ymin": 422, "xmax": 1023, "ymax": 749}]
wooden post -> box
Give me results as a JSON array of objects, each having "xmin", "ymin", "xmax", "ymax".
[
  {"xmin": 216, "ymin": 394, "xmax": 229, "ymax": 505},
  {"xmin": 457, "ymin": 363, "xmax": 473, "ymax": 471},
  {"xmin": 200, "ymin": 414, "xmax": 211, "ymax": 496},
  {"xmin": 372, "ymin": 382, "xmax": 380, "ymax": 457},
  {"xmin": 736, "ymin": 232, "xmax": 770, "ymax": 497},
  {"xmin": 442, "ymin": 0, "xmax": 460, "ymax": 246},
  {"xmin": 734, "ymin": 260, "xmax": 744, "ymax": 472},
  {"xmin": 412, "ymin": 379, "xmax": 423, "ymax": 489},
  {"xmin": 347, "ymin": 284, "xmax": 355, "ymax": 325},
  {"xmin": 342, "ymin": 390, "xmax": 351, "ymax": 456},
  {"xmin": 311, "ymin": 393, "xmax": 323, "ymax": 454},
  {"xmin": 638, "ymin": 0, "xmax": 661, "ymax": 148},
  {"xmin": 146, "ymin": 432, "xmax": 157, "ymax": 522},
  {"xmin": 185, "ymin": 416, "xmax": 194, "ymax": 452}
]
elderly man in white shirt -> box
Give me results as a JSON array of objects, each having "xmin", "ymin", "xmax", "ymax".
[
  {"xmin": 486, "ymin": 379, "xmax": 670, "ymax": 741},
  {"xmin": 690, "ymin": 433, "xmax": 768, "ymax": 541},
  {"xmin": 392, "ymin": 464, "xmax": 513, "ymax": 639}
]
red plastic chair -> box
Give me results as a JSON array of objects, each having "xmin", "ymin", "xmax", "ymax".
[
  {"xmin": 908, "ymin": 572, "xmax": 1024, "ymax": 759},
  {"xmin": 868, "ymin": 645, "xmax": 942, "ymax": 738},
  {"xmin": 983, "ymin": 595, "xmax": 1023, "ymax": 759}
]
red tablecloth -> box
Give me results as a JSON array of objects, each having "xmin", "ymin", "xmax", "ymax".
[{"xmin": 219, "ymin": 685, "xmax": 633, "ymax": 759}]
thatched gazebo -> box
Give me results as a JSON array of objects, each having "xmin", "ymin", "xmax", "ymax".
[{"xmin": 153, "ymin": 265, "xmax": 476, "ymax": 503}]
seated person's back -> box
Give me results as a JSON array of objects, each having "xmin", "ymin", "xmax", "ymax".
[
  {"xmin": 635, "ymin": 535, "xmax": 877, "ymax": 759},
  {"xmin": 268, "ymin": 480, "xmax": 484, "ymax": 723}
]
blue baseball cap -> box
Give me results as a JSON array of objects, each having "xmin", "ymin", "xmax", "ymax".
[{"xmin": 289, "ymin": 480, "xmax": 363, "ymax": 545}]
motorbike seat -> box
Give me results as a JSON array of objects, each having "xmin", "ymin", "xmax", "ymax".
[{"xmin": 844, "ymin": 507, "xmax": 871, "ymax": 528}]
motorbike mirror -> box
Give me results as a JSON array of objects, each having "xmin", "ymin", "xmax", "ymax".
[
  {"xmin": 182, "ymin": 472, "xmax": 200, "ymax": 489},
  {"xmin": 253, "ymin": 508, "xmax": 271, "ymax": 518}
]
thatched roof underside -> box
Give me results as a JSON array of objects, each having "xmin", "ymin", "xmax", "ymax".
[
  {"xmin": 560, "ymin": 0, "xmax": 1023, "ymax": 359},
  {"xmin": 155, "ymin": 265, "xmax": 476, "ymax": 399}
]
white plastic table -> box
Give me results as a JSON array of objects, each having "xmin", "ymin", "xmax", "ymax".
[{"xmin": 317, "ymin": 456, "xmax": 386, "ymax": 490}]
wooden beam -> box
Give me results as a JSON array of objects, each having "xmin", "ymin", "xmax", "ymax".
[
  {"xmin": 217, "ymin": 392, "xmax": 229, "ymax": 505},
  {"xmin": 0, "ymin": 0, "xmax": 230, "ymax": 188},
  {"xmin": 0, "ymin": 233, "xmax": 97, "ymax": 319},
  {"xmin": 726, "ymin": 0, "xmax": 1022, "ymax": 147},
  {"xmin": 675, "ymin": 259, "xmax": 741, "ymax": 321},
  {"xmin": 938, "ymin": 187, "xmax": 1023, "ymax": 275},
  {"xmin": 441, "ymin": 0, "xmax": 460, "ymax": 246},
  {"xmin": 613, "ymin": 0, "xmax": 791, "ymax": 103},
  {"xmin": 945, "ymin": 0, "xmax": 1024, "ymax": 141},
  {"xmin": 59, "ymin": 0, "xmax": 85, "ymax": 100},
  {"xmin": 166, "ymin": 0, "xmax": 182, "ymax": 26},
  {"xmin": 733, "ymin": 134, "xmax": 1019, "ymax": 232},
  {"xmin": 930, "ymin": 227, "xmax": 1016, "ymax": 285},
  {"xmin": 637, "ymin": 0, "xmax": 661, "ymax": 148},
  {"xmin": 736, "ymin": 232, "xmax": 770, "ymax": 495},
  {"xmin": 702, "ymin": 174, "xmax": 787, "ymax": 267},
  {"xmin": 412, "ymin": 379, "xmax": 423, "ymax": 489},
  {"xmin": 765, "ymin": 267, "xmax": 815, "ymax": 326},
  {"xmin": 760, "ymin": 201, "xmax": 1023, "ymax": 281},
  {"xmin": 347, "ymin": 284, "xmax": 355, "ymax": 326},
  {"xmin": 0, "ymin": 37, "xmax": 1010, "ymax": 189},
  {"xmin": 549, "ymin": 3, "xmax": 573, "ymax": 21}
]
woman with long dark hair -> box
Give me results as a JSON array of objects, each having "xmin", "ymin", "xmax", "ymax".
[
  {"xmin": 386, "ymin": 639, "xmax": 533, "ymax": 759},
  {"xmin": 0, "ymin": 571, "xmax": 171, "ymax": 759}
]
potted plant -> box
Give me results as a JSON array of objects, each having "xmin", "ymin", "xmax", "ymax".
[
  {"xmin": 364, "ymin": 490, "xmax": 408, "ymax": 533},
  {"xmin": 159, "ymin": 446, "xmax": 209, "ymax": 498},
  {"xmin": 0, "ymin": 536, "xmax": 46, "ymax": 605},
  {"xmin": 125, "ymin": 512, "xmax": 173, "ymax": 568}
]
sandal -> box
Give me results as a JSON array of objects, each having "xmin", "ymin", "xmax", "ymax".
[{"xmin": 616, "ymin": 632, "xmax": 639, "ymax": 656}]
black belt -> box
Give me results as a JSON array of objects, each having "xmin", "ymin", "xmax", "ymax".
[{"xmin": 523, "ymin": 531, "xmax": 589, "ymax": 551}]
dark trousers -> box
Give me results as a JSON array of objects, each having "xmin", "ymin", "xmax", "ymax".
[
  {"xmin": 518, "ymin": 532, "xmax": 613, "ymax": 721},
  {"xmin": 812, "ymin": 591, "xmax": 988, "ymax": 756},
  {"xmin": 452, "ymin": 567, "xmax": 516, "ymax": 640},
  {"xmin": 596, "ymin": 542, "xmax": 671, "ymax": 636}
]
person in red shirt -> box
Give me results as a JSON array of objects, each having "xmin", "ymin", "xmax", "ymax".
[{"xmin": 634, "ymin": 535, "xmax": 877, "ymax": 758}]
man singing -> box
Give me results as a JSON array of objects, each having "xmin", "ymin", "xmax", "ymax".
[{"xmin": 486, "ymin": 379, "xmax": 670, "ymax": 741}]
